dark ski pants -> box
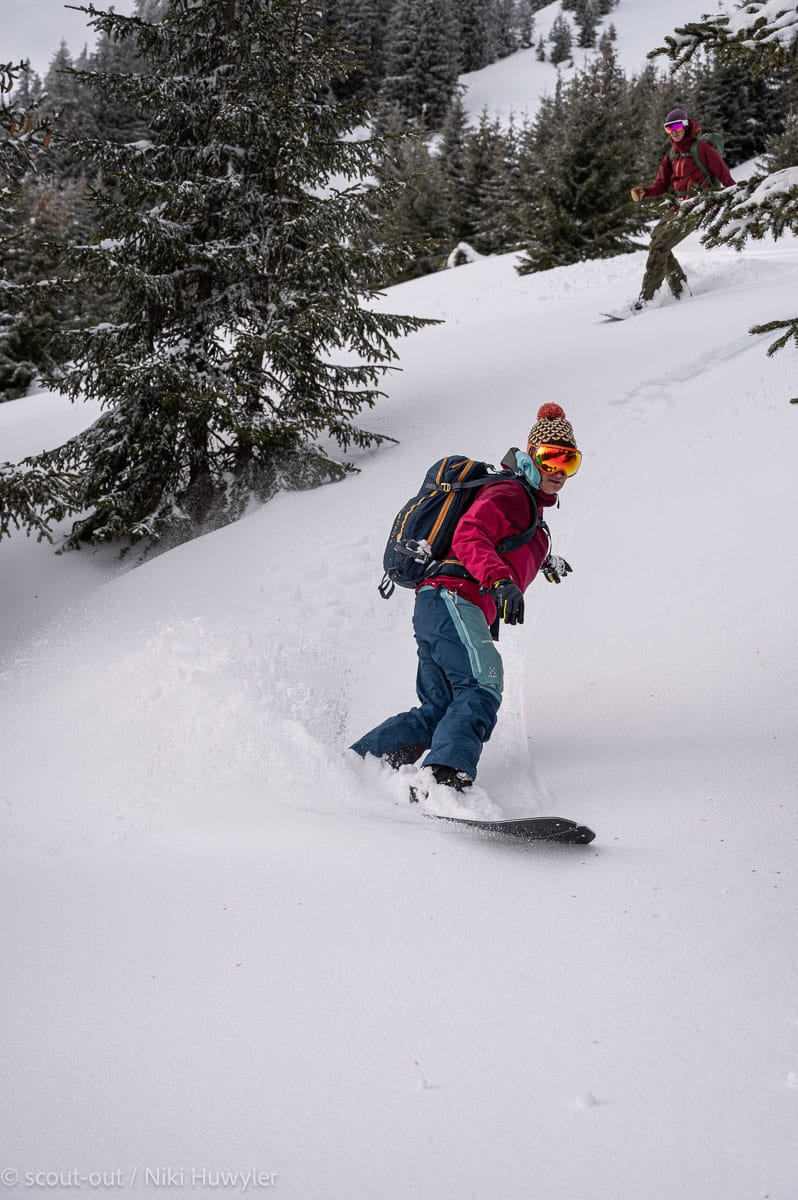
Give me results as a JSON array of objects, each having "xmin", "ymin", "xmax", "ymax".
[
  {"xmin": 639, "ymin": 208, "xmax": 701, "ymax": 303},
  {"xmin": 351, "ymin": 586, "xmax": 503, "ymax": 779}
]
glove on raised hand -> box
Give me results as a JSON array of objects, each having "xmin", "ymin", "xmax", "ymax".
[
  {"xmin": 542, "ymin": 554, "xmax": 573, "ymax": 585},
  {"xmin": 493, "ymin": 578, "xmax": 524, "ymax": 625}
]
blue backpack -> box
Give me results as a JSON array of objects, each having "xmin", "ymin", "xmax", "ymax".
[{"xmin": 378, "ymin": 453, "xmax": 539, "ymax": 599}]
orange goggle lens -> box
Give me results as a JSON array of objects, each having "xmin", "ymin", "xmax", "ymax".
[{"xmin": 531, "ymin": 443, "xmax": 582, "ymax": 477}]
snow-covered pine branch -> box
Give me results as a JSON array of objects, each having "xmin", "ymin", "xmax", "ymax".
[
  {"xmin": 648, "ymin": 1, "xmax": 798, "ymax": 73},
  {"xmin": 683, "ymin": 167, "xmax": 798, "ymax": 250},
  {"xmin": 0, "ymin": 460, "xmax": 77, "ymax": 541},
  {"xmin": 674, "ymin": 169, "xmax": 798, "ymax": 356}
]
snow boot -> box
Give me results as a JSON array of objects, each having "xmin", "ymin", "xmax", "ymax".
[
  {"xmin": 408, "ymin": 763, "xmax": 474, "ymax": 804},
  {"xmin": 384, "ymin": 741, "xmax": 430, "ymax": 769},
  {"xmin": 430, "ymin": 764, "xmax": 473, "ymax": 792}
]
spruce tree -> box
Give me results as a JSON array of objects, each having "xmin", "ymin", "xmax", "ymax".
[
  {"xmin": 517, "ymin": 1, "xmax": 536, "ymax": 51},
  {"xmin": 485, "ymin": 0, "xmax": 519, "ymax": 61},
  {"xmin": 379, "ymin": 0, "xmax": 417, "ymax": 120},
  {"xmin": 38, "ymin": 43, "xmax": 101, "ymax": 180},
  {"xmin": 1, "ymin": 176, "xmax": 93, "ymax": 397},
  {"xmin": 549, "ymin": 15, "xmax": 573, "ymax": 67},
  {"xmin": 458, "ymin": 0, "xmax": 490, "ymax": 73},
  {"xmin": 33, "ymin": 0, "xmax": 431, "ymax": 548},
  {"xmin": 459, "ymin": 110, "xmax": 514, "ymax": 254},
  {"xmin": 575, "ymin": 0, "xmax": 599, "ymax": 51},
  {"xmin": 1, "ymin": 62, "xmax": 53, "ymax": 401},
  {"xmin": 437, "ymin": 93, "xmax": 471, "ymax": 243},
  {"xmin": 516, "ymin": 46, "xmax": 647, "ymax": 273},
  {"xmin": 479, "ymin": 118, "xmax": 520, "ymax": 254},
  {"xmin": 512, "ymin": 92, "xmax": 560, "ymax": 272},
  {"xmin": 380, "ymin": 0, "xmax": 460, "ymax": 128},
  {"xmin": 0, "ymin": 61, "xmax": 72, "ymax": 541},
  {"xmin": 0, "ymin": 182, "xmax": 39, "ymax": 400},
  {"xmin": 375, "ymin": 104, "xmax": 449, "ymax": 280},
  {"xmin": 324, "ymin": 0, "xmax": 395, "ymax": 99}
]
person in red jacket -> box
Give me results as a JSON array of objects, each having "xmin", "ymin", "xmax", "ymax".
[
  {"xmin": 350, "ymin": 404, "xmax": 580, "ymax": 795},
  {"xmin": 630, "ymin": 107, "xmax": 735, "ymax": 306}
]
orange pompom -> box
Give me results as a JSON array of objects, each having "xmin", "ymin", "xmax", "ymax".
[{"xmin": 537, "ymin": 402, "xmax": 565, "ymax": 420}]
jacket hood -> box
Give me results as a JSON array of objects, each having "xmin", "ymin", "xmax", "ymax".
[{"xmin": 501, "ymin": 448, "xmax": 558, "ymax": 507}]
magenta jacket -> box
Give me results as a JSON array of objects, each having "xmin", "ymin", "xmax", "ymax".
[
  {"xmin": 422, "ymin": 480, "xmax": 558, "ymax": 624},
  {"xmin": 644, "ymin": 121, "xmax": 734, "ymax": 199}
]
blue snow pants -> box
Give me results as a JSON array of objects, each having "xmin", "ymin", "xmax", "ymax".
[{"xmin": 351, "ymin": 586, "xmax": 503, "ymax": 779}]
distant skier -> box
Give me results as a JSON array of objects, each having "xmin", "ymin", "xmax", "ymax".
[
  {"xmin": 630, "ymin": 107, "xmax": 734, "ymax": 307},
  {"xmin": 350, "ymin": 404, "xmax": 580, "ymax": 795}
]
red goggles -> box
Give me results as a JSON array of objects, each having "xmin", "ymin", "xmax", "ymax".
[
  {"xmin": 530, "ymin": 443, "xmax": 582, "ymax": 477},
  {"xmin": 664, "ymin": 120, "xmax": 688, "ymax": 133}
]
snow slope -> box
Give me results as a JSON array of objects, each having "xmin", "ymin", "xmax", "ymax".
[
  {"xmin": 2, "ymin": 222, "xmax": 798, "ymax": 1198},
  {"xmin": 460, "ymin": 0, "xmax": 729, "ymax": 125}
]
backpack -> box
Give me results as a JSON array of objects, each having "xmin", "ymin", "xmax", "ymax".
[
  {"xmin": 378, "ymin": 453, "xmax": 539, "ymax": 599},
  {"xmin": 669, "ymin": 132, "xmax": 725, "ymax": 189}
]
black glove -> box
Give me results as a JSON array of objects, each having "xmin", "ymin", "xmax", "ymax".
[
  {"xmin": 542, "ymin": 554, "xmax": 573, "ymax": 584},
  {"xmin": 493, "ymin": 578, "xmax": 524, "ymax": 625}
]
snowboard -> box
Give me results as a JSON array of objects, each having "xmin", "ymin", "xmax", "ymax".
[
  {"xmin": 426, "ymin": 812, "xmax": 596, "ymax": 845},
  {"xmin": 601, "ymin": 290, "xmax": 691, "ymax": 322},
  {"xmin": 600, "ymin": 305, "xmax": 643, "ymax": 322}
]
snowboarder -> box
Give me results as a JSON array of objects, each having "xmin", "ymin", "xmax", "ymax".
[
  {"xmin": 350, "ymin": 403, "xmax": 580, "ymax": 793},
  {"xmin": 630, "ymin": 107, "xmax": 734, "ymax": 306}
]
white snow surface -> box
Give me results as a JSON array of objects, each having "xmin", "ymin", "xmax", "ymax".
[
  {"xmin": 3, "ymin": 224, "xmax": 798, "ymax": 1199},
  {"xmin": 3, "ymin": 0, "xmax": 798, "ymax": 1161}
]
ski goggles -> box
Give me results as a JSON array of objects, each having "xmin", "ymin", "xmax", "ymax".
[
  {"xmin": 664, "ymin": 119, "xmax": 688, "ymax": 133},
  {"xmin": 530, "ymin": 443, "xmax": 582, "ymax": 477}
]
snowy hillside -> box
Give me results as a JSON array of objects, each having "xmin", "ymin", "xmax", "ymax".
[
  {"xmin": 460, "ymin": 0, "xmax": 728, "ymax": 124},
  {"xmin": 2, "ymin": 216, "xmax": 798, "ymax": 1196}
]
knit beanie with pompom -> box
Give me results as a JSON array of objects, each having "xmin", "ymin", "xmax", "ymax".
[{"xmin": 526, "ymin": 403, "xmax": 577, "ymax": 451}]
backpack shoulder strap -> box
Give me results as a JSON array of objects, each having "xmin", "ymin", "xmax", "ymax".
[
  {"xmin": 433, "ymin": 471, "xmax": 540, "ymax": 584},
  {"xmin": 486, "ymin": 471, "xmax": 540, "ymax": 554},
  {"xmin": 669, "ymin": 136, "xmax": 718, "ymax": 192},
  {"xmin": 690, "ymin": 137, "xmax": 712, "ymax": 180}
]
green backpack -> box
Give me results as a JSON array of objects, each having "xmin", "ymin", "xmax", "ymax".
[{"xmin": 669, "ymin": 132, "xmax": 725, "ymax": 190}]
